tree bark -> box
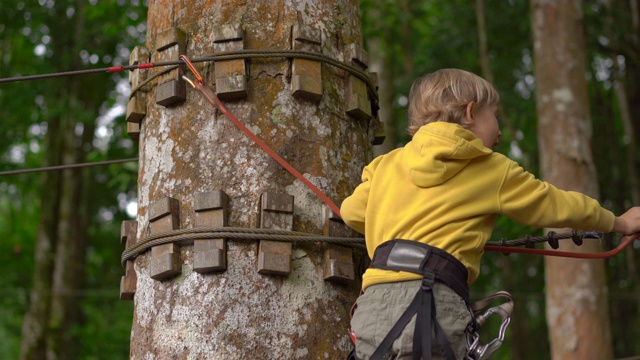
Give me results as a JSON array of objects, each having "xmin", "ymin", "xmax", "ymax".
[
  {"xmin": 130, "ymin": 1, "xmax": 370, "ymax": 358},
  {"xmin": 531, "ymin": 1, "xmax": 614, "ymax": 359}
]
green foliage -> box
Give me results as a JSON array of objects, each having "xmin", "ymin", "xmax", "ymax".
[
  {"xmin": 583, "ymin": 1, "xmax": 640, "ymax": 356},
  {"xmin": 0, "ymin": 186, "xmax": 37, "ymax": 358},
  {"xmin": 0, "ymin": 1, "xmax": 146, "ymax": 358}
]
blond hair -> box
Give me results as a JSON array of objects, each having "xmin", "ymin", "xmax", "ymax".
[{"xmin": 406, "ymin": 69, "xmax": 500, "ymax": 136}]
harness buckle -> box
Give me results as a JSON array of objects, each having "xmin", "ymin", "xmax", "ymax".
[{"xmin": 421, "ymin": 272, "xmax": 435, "ymax": 290}]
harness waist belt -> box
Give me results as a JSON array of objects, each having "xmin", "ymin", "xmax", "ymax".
[{"xmin": 370, "ymin": 239, "xmax": 470, "ymax": 303}]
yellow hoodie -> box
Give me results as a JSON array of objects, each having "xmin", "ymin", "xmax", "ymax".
[{"xmin": 341, "ymin": 122, "xmax": 615, "ymax": 289}]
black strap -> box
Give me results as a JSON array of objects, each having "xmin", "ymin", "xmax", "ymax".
[
  {"xmin": 367, "ymin": 240, "xmax": 467, "ymax": 359},
  {"xmin": 370, "ymin": 274, "xmax": 457, "ymax": 360},
  {"xmin": 346, "ymin": 348, "xmax": 358, "ymax": 360},
  {"xmin": 412, "ymin": 274, "xmax": 434, "ymax": 360},
  {"xmin": 370, "ymin": 287, "xmax": 423, "ymax": 359},
  {"xmin": 433, "ymin": 306, "xmax": 456, "ymax": 360},
  {"xmin": 370, "ymin": 240, "xmax": 470, "ymax": 303}
]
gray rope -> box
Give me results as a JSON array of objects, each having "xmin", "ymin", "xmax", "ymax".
[
  {"xmin": 121, "ymin": 227, "xmax": 603, "ymax": 266},
  {"xmin": 0, "ymin": 157, "xmax": 138, "ymax": 177},
  {"xmin": 126, "ymin": 50, "xmax": 377, "ymax": 103},
  {"xmin": 121, "ymin": 226, "xmax": 366, "ymax": 266},
  {"xmin": 128, "ymin": 65, "xmax": 178, "ymax": 100},
  {"xmin": 485, "ymin": 230, "xmax": 602, "ymax": 248}
]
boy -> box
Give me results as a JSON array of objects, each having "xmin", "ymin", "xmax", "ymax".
[{"xmin": 340, "ymin": 68, "xmax": 640, "ymax": 360}]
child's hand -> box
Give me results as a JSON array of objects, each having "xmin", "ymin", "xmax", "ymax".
[
  {"xmin": 620, "ymin": 232, "xmax": 640, "ymax": 247},
  {"xmin": 612, "ymin": 207, "xmax": 640, "ymax": 235}
]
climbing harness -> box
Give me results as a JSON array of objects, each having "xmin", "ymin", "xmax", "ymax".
[
  {"xmin": 347, "ymin": 239, "xmax": 515, "ymax": 360},
  {"xmin": 365, "ymin": 239, "xmax": 472, "ymax": 360},
  {"xmin": 346, "ymin": 230, "xmax": 639, "ymax": 359}
]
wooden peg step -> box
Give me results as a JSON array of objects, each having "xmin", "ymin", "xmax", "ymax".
[
  {"xmin": 257, "ymin": 192, "xmax": 294, "ymax": 276},
  {"xmin": 148, "ymin": 197, "xmax": 181, "ymax": 280},
  {"xmin": 193, "ymin": 190, "xmax": 229, "ymax": 273}
]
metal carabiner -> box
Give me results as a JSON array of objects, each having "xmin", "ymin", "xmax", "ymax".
[
  {"xmin": 466, "ymin": 308, "xmax": 511, "ymax": 360},
  {"xmin": 465, "ymin": 291, "xmax": 514, "ymax": 360},
  {"xmin": 179, "ymin": 55, "xmax": 204, "ymax": 85}
]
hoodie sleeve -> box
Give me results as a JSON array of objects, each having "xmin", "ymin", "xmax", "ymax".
[
  {"xmin": 340, "ymin": 156, "xmax": 383, "ymax": 235},
  {"xmin": 497, "ymin": 160, "xmax": 615, "ymax": 231}
]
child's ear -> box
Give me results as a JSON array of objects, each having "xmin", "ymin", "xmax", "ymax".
[{"xmin": 464, "ymin": 102, "xmax": 475, "ymax": 127}]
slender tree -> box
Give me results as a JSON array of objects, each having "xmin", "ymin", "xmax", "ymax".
[
  {"xmin": 367, "ymin": 0, "xmax": 397, "ymax": 155},
  {"xmin": 531, "ymin": 0, "xmax": 614, "ymax": 359},
  {"xmin": 16, "ymin": 2, "xmax": 145, "ymax": 358},
  {"xmin": 19, "ymin": 5, "xmax": 78, "ymax": 357}
]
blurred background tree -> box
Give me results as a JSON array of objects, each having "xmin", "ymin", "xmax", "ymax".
[
  {"xmin": 0, "ymin": 1, "xmax": 145, "ymax": 359},
  {"xmin": 0, "ymin": 0, "xmax": 638, "ymax": 359}
]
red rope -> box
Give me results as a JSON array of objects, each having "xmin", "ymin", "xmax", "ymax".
[
  {"xmin": 180, "ymin": 55, "xmax": 638, "ymax": 259},
  {"xmin": 180, "ymin": 56, "xmax": 342, "ymax": 217},
  {"xmin": 484, "ymin": 235, "xmax": 635, "ymax": 258}
]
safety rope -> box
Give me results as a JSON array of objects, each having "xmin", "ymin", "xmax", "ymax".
[
  {"xmin": 180, "ymin": 55, "xmax": 343, "ymax": 217},
  {"xmin": 485, "ymin": 230, "xmax": 601, "ymax": 248},
  {"xmin": 3, "ymin": 51, "xmax": 632, "ymax": 261},
  {"xmin": 484, "ymin": 235, "xmax": 635, "ymax": 259},
  {"xmin": 120, "ymin": 227, "xmax": 366, "ymax": 266},
  {"xmin": 128, "ymin": 66, "xmax": 177, "ymax": 100},
  {"xmin": 0, "ymin": 49, "xmax": 379, "ymax": 104},
  {"xmin": 482, "ymin": 230, "xmax": 638, "ymax": 258},
  {"xmin": 121, "ymin": 226, "xmax": 633, "ymax": 266}
]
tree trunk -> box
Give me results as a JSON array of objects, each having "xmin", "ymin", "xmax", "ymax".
[
  {"xmin": 20, "ymin": 2, "xmax": 91, "ymax": 358},
  {"xmin": 475, "ymin": 0, "xmax": 518, "ymax": 146},
  {"xmin": 368, "ymin": 0, "xmax": 399, "ymax": 156},
  {"xmin": 19, "ymin": 110, "xmax": 64, "ymax": 360},
  {"xmin": 47, "ymin": 100, "xmax": 91, "ymax": 360},
  {"xmin": 369, "ymin": 39, "xmax": 396, "ymax": 156},
  {"xmin": 130, "ymin": 1, "xmax": 370, "ymax": 358},
  {"xmin": 398, "ymin": 0, "xmax": 414, "ymax": 80},
  {"xmin": 531, "ymin": 1, "xmax": 614, "ymax": 359}
]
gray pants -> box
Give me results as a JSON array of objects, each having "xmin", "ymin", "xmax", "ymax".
[{"xmin": 351, "ymin": 280, "xmax": 472, "ymax": 360}]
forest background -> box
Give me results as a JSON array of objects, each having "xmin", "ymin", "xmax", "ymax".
[{"xmin": 1, "ymin": 0, "xmax": 639, "ymax": 359}]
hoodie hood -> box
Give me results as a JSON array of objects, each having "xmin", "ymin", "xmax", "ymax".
[{"xmin": 403, "ymin": 122, "xmax": 492, "ymax": 188}]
